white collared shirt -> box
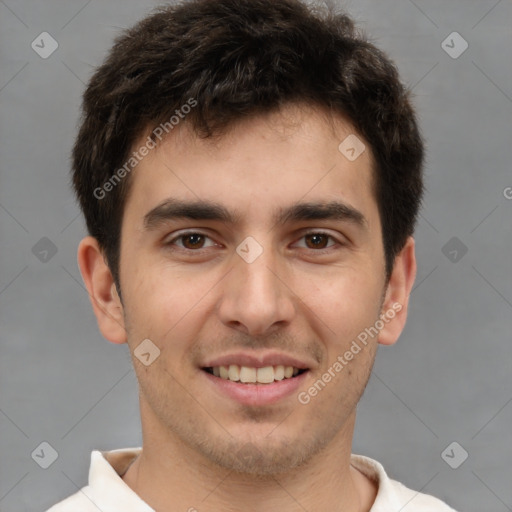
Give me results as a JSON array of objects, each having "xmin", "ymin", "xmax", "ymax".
[{"xmin": 47, "ymin": 447, "xmax": 457, "ymax": 511}]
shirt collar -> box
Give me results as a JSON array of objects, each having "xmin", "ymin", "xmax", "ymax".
[
  {"xmin": 350, "ymin": 454, "xmax": 399, "ymax": 510},
  {"xmin": 88, "ymin": 447, "xmax": 154, "ymax": 511}
]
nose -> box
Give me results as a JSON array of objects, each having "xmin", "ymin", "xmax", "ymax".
[{"xmin": 217, "ymin": 243, "xmax": 296, "ymax": 336}]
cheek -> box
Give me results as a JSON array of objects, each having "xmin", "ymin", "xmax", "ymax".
[
  {"xmin": 297, "ymin": 265, "xmax": 382, "ymax": 345},
  {"xmin": 123, "ymin": 266, "xmax": 218, "ymax": 355}
]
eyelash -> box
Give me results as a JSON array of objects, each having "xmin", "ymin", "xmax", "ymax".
[{"xmin": 164, "ymin": 230, "xmax": 342, "ymax": 254}]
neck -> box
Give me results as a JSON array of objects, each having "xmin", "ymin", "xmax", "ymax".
[{"xmin": 122, "ymin": 411, "xmax": 376, "ymax": 512}]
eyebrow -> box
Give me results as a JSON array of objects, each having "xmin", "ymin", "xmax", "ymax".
[{"xmin": 143, "ymin": 198, "xmax": 367, "ymax": 230}]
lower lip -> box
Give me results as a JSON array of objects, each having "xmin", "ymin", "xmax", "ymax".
[{"xmin": 201, "ymin": 369, "xmax": 309, "ymax": 406}]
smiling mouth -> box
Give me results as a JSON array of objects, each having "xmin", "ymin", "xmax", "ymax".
[{"xmin": 203, "ymin": 365, "xmax": 308, "ymax": 384}]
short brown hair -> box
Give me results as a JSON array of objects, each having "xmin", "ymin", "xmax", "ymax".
[{"xmin": 72, "ymin": 0, "xmax": 424, "ymax": 290}]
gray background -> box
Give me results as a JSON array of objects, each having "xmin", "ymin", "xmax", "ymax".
[{"xmin": 0, "ymin": 0, "xmax": 511, "ymax": 511}]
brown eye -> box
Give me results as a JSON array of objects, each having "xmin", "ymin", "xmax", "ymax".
[
  {"xmin": 166, "ymin": 231, "xmax": 216, "ymax": 250},
  {"xmin": 180, "ymin": 233, "xmax": 206, "ymax": 249},
  {"xmin": 303, "ymin": 233, "xmax": 332, "ymax": 249}
]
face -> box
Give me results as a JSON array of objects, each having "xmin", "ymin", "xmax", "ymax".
[{"xmin": 116, "ymin": 104, "xmax": 390, "ymax": 474}]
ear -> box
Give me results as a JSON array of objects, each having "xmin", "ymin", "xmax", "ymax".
[
  {"xmin": 77, "ymin": 236, "xmax": 127, "ymax": 344},
  {"xmin": 377, "ymin": 236, "xmax": 417, "ymax": 346}
]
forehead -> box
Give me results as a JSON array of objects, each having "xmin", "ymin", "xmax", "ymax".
[{"xmin": 123, "ymin": 104, "xmax": 377, "ymax": 229}]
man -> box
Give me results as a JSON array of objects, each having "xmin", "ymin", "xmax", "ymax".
[{"xmin": 48, "ymin": 0, "xmax": 457, "ymax": 510}]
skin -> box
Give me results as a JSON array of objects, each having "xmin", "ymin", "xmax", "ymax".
[{"xmin": 78, "ymin": 103, "xmax": 416, "ymax": 512}]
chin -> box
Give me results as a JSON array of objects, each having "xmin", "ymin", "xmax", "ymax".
[{"xmin": 197, "ymin": 431, "xmax": 332, "ymax": 477}]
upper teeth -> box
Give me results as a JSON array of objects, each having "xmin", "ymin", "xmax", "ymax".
[{"xmin": 212, "ymin": 365, "xmax": 300, "ymax": 384}]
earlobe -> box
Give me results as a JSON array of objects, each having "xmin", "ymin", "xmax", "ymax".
[
  {"xmin": 377, "ymin": 236, "xmax": 417, "ymax": 346},
  {"xmin": 77, "ymin": 236, "xmax": 127, "ymax": 345}
]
